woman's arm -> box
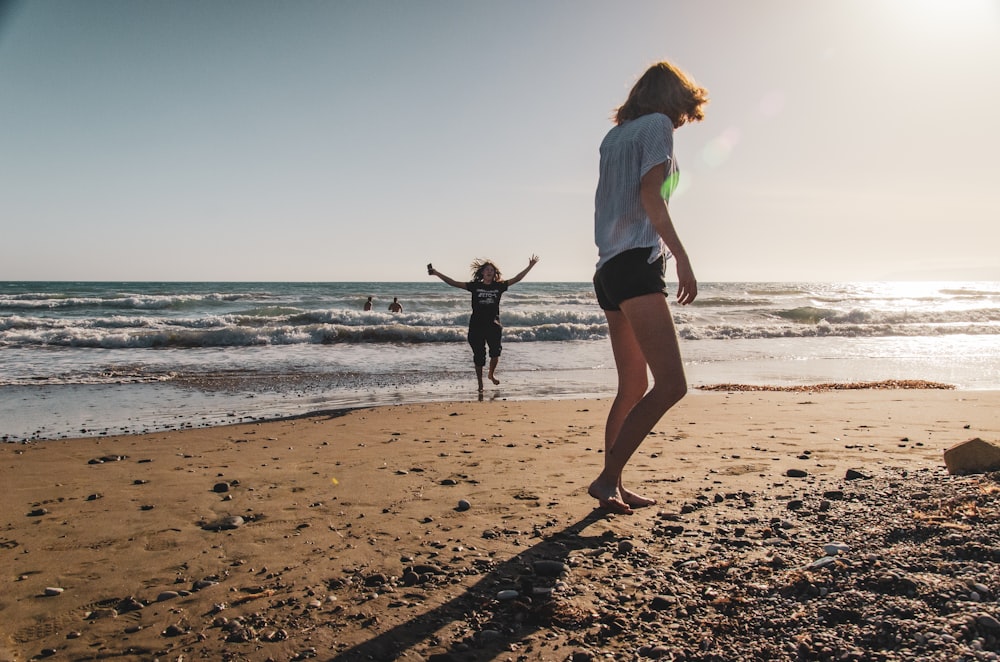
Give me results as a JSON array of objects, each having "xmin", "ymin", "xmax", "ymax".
[
  {"xmin": 640, "ymin": 163, "xmax": 697, "ymax": 305},
  {"xmin": 505, "ymin": 255, "xmax": 540, "ymax": 286},
  {"xmin": 428, "ymin": 266, "xmax": 467, "ymax": 289}
]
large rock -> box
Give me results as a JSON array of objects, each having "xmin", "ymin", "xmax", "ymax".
[{"xmin": 943, "ymin": 438, "xmax": 1000, "ymax": 475}]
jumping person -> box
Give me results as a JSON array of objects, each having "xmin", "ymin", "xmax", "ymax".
[
  {"xmin": 588, "ymin": 61, "xmax": 708, "ymax": 514},
  {"xmin": 428, "ymin": 256, "xmax": 539, "ymax": 391}
]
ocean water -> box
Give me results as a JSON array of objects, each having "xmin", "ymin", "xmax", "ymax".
[{"xmin": 2, "ymin": 280, "xmax": 998, "ymax": 441}]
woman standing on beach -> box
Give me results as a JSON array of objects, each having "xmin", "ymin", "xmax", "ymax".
[
  {"xmin": 588, "ymin": 61, "xmax": 708, "ymax": 514},
  {"xmin": 428, "ymin": 256, "xmax": 539, "ymax": 392}
]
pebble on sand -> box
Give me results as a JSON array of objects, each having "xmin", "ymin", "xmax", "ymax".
[{"xmin": 201, "ymin": 515, "xmax": 245, "ymax": 531}]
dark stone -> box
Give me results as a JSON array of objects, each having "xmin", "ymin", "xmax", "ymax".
[
  {"xmin": 533, "ymin": 560, "xmax": 568, "ymax": 576},
  {"xmin": 650, "ymin": 595, "xmax": 676, "ymax": 610},
  {"xmin": 410, "ymin": 564, "xmax": 444, "ymax": 575},
  {"xmin": 364, "ymin": 573, "xmax": 388, "ymax": 587}
]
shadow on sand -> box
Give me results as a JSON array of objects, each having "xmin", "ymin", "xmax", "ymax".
[{"xmin": 331, "ymin": 509, "xmax": 623, "ymax": 661}]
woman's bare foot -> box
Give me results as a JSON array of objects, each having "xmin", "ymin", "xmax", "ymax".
[
  {"xmin": 620, "ymin": 485, "xmax": 656, "ymax": 508},
  {"xmin": 488, "ymin": 373, "xmax": 500, "ymax": 385},
  {"xmin": 588, "ymin": 480, "xmax": 633, "ymax": 515}
]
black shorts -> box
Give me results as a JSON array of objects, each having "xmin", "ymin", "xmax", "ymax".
[
  {"xmin": 593, "ymin": 247, "xmax": 667, "ymax": 311},
  {"xmin": 468, "ymin": 319, "xmax": 502, "ymax": 366}
]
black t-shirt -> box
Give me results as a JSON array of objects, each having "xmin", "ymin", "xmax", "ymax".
[{"xmin": 466, "ymin": 281, "xmax": 508, "ymax": 325}]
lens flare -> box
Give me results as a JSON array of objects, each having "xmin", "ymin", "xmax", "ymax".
[
  {"xmin": 701, "ymin": 127, "xmax": 742, "ymax": 168},
  {"xmin": 660, "ymin": 170, "xmax": 681, "ymax": 199}
]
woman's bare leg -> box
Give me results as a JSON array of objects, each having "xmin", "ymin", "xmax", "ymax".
[
  {"xmin": 601, "ymin": 308, "xmax": 652, "ymax": 509},
  {"xmin": 589, "ymin": 293, "xmax": 687, "ymax": 513}
]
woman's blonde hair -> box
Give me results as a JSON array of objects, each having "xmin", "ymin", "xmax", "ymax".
[{"xmin": 614, "ymin": 61, "xmax": 709, "ymax": 127}]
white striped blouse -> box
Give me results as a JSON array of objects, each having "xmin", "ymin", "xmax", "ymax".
[{"xmin": 593, "ymin": 112, "xmax": 677, "ymax": 270}]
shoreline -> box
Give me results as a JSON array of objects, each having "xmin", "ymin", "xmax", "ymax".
[
  {"xmin": 2, "ymin": 389, "xmax": 999, "ymax": 660},
  {"xmin": 0, "ymin": 379, "xmax": 968, "ymax": 444}
]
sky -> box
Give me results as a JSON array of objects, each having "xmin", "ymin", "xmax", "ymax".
[{"xmin": 1, "ymin": 0, "xmax": 999, "ymax": 283}]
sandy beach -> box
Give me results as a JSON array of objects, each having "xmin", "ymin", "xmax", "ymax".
[{"xmin": 3, "ymin": 388, "xmax": 1000, "ymax": 661}]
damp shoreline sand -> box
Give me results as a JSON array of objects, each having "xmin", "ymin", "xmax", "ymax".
[{"xmin": 2, "ymin": 388, "xmax": 1000, "ymax": 661}]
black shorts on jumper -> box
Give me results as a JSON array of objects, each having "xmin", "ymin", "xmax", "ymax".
[
  {"xmin": 468, "ymin": 319, "xmax": 502, "ymax": 367},
  {"xmin": 593, "ymin": 247, "xmax": 668, "ymax": 312}
]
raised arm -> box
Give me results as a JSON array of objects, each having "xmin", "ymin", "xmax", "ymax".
[
  {"xmin": 640, "ymin": 163, "xmax": 697, "ymax": 305},
  {"xmin": 505, "ymin": 255, "xmax": 540, "ymax": 286},
  {"xmin": 428, "ymin": 265, "xmax": 467, "ymax": 289}
]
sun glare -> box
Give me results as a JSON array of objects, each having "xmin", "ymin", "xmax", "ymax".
[{"xmin": 888, "ymin": 0, "xmax": 999, "ymax": 36}]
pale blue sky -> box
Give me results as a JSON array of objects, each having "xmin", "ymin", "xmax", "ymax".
[{"xmin": 2, "ymin": 0, "xmax": 999, "ymax": 282}]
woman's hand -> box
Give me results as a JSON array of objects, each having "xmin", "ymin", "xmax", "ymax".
[
  {"xmin": 508, "ymin": 255, "xmax": 540, "ymax": 286},
  {"xmin": 674, "ymin": 259, "xmax": 697, "ymax": 305}
]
